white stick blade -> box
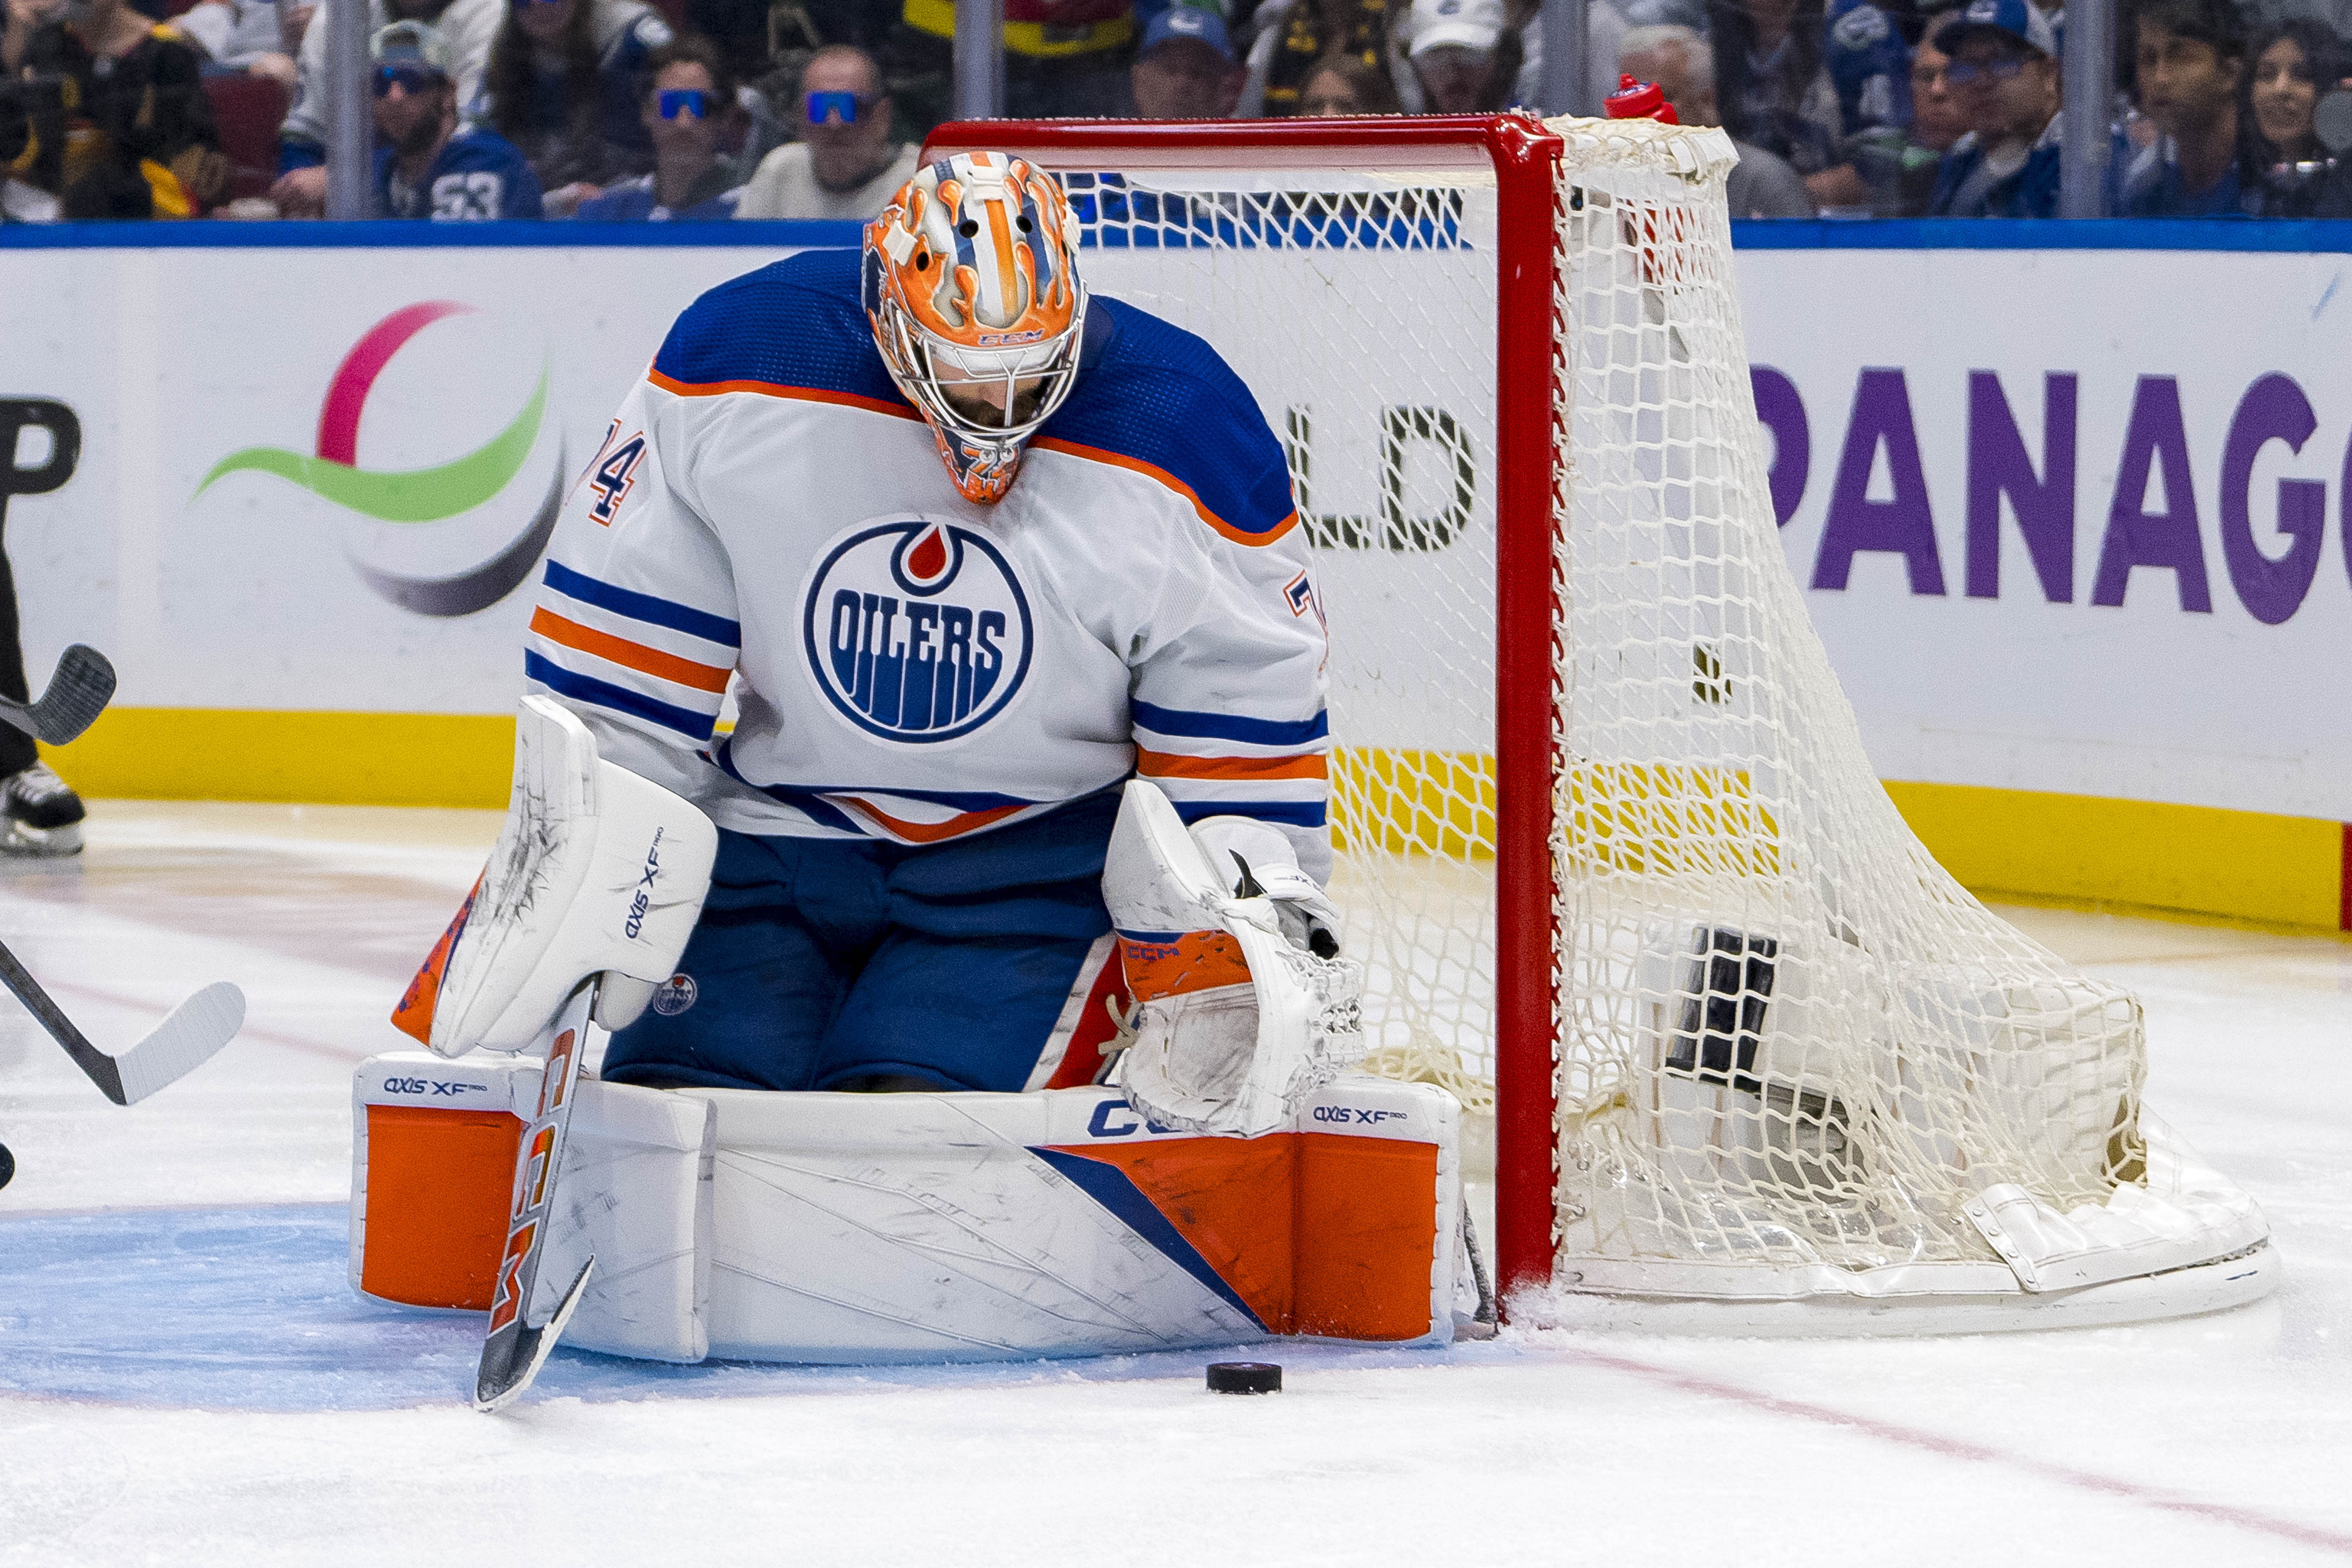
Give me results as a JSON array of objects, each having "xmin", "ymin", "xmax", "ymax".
[{"xmin": 113, "ymin": 982, "xmax": 245, "ymax": 1105}]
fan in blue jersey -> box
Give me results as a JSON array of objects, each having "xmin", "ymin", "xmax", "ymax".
[
  {"xmin": 468, "ymin": 151, "xmax": 1346, "ymax": 1110},
  {"xmin": 368, "ymin": 20, "xmax": 543, "ymax": 221}
]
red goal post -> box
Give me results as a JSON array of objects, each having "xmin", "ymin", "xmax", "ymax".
[{"xmin": 925, "ymin": 116, "xmax": 1570, "ymax": 1311}]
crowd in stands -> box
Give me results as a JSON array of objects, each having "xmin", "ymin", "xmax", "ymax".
[{"xmin": 0, "ymin": 0, "xmax": 2345, "ymax": 218}]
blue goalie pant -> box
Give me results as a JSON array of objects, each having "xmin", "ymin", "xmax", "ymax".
[{"xmin": 601, "ymin": 789, "xmax": 1119, "ymax": 1093}]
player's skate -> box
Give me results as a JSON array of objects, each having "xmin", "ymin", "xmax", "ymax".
[
  {"xmin": 1103, "ymin": 780, "xmax": 1365, "ymax": 1137},
  {"xmin": 0, "ymin": 761, "xmax": 84, "ymax": 857}
]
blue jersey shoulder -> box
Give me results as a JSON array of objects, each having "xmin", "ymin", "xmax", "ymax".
[
  {"xmin": 653, "ymin": 255, "xmax": 1295, "ymax": 541},
  {"xmin": 442, "ymin": 127, "xmax": 534, "ymax": 178},
  {"xmin": 653, "ymin": 249, "xmax": 909, "ymax": 407},
  {"xmin": 1041, "ymin": 298, "xmax": 1294, "ymax": 541}
]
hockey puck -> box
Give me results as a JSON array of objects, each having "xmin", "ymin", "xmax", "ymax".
[
  {"xmin": 0, "ymin": 1141, "xmax": 13, "ymax": 1191},
  {"xmin": 1206, "ymin": 1361, "xmax": 1281, "ymax": 1395}
]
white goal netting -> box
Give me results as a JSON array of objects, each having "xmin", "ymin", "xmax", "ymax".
[{"xmin": 1042, "ymin": 118, "xmax": 2268, "ymax": 1321}]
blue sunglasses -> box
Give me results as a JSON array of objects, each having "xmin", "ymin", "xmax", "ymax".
[
  {"xmin": 658, "ymin": 87, "xmax": 709, "ymax": 119},
  {"xmin": 372, "ymin": 63, "xmax": 440, "ymax": 96},
  {"xmin": 806, "ymin": 89, "xmax": 871, "ymax": 124}
]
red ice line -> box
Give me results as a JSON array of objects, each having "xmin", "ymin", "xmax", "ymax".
[{"xmin": 1571, "ymin": 1347, "xmax": 2352, "ymax": 1558}]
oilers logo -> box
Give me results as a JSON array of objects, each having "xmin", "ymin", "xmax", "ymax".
[
  {"xmin": 802, "ymin": 516, "xmax": 1034, "ymax": 742},
  {"xmin": 650, "ymin": 973, "xmax": 697, "ymax": 1016}
]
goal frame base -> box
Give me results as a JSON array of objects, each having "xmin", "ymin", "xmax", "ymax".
[{"xmin": 1514, "ymin": 1243, "xmax": 2279, "ymax": 1338}]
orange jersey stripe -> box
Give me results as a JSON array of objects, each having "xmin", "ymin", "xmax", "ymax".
[
  {"xmin": 1135, "ymin": 749, "xmax": 1329, "ymax": 782},
  {"xmin": 529, "ymin": 608, "xmax": 733, "ymax": 693},
  {"xmin": 646, "ymin": 368, "xmax": 922, "ymax": 423},
  {"xmin": 1030, "ymin": 434, "xmax": 1300, "ymax": 548},
  {"xmin": 836, "ymin": 795, "xmax": 1029, "ymax": 844}
]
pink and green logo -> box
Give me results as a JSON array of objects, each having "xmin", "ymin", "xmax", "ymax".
[{"xmin": 196, "ymin": 301, "xmax": 564, "ymax": 617}]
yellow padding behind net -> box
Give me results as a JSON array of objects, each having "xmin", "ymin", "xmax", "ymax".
[
  {"xmin": 1331, "ymin": 748, "xmax": 1780, "ymax": 879},
  {"xmin": 1564, "ymin": 763, "xmax": 1780, "ymax": 878},
  {"xmin": 1330, "ymin": 747, "xmax": 1495, "ymax": 859}
]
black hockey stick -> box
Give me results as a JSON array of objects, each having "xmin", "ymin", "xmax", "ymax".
[
  {"xmin": 0, "ymin": 644, "xmax": 116, "ymax": 746},
  {"xmin": 475, "ymin": 980, "xmax": 598, "ymax": 1412},
  {"xmin": 0, "ymin": 937, "xmax": 243, "ymax": 1105}
]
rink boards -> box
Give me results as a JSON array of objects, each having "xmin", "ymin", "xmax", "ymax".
[{"xmin": 0, "ymin": 223, "xmax": 2345, "ymax": 927}]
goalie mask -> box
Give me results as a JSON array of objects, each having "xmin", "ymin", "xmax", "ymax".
[{"xmin": 863, "ymin": 152, "xmax": 1087, "ymax": 505}]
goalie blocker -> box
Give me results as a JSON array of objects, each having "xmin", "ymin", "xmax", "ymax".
[{"xmin": 394, "ymin": 696, "xmax": 719, "ymax": 1054}]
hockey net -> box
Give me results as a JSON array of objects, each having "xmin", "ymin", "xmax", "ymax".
[{"xmin": 925, "ymin": 116, "xmax": 2270, "ymax": 1328}]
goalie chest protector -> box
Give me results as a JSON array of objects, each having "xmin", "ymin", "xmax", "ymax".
[{"xmin": 352, "ymin": 1056, "xmax": 1464, "ymax": 1362}]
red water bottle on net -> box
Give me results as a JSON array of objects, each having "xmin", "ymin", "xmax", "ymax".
[
  {"xmin": 1602, "ymin": 73, "xmax": 1678, "ymax": 123},
  {"xmin": 1600, "ymin": 74, "xmax": 1684, "ymax": 284}
]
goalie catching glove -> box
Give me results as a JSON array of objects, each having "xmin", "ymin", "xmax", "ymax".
[
  {"xmin": 395, "ymin": 695, "xmax": 719, "ymax": 1055},
  {"xmin": 1103, "ymin": 780, "xmax": 1365, "ymax": 1137}
]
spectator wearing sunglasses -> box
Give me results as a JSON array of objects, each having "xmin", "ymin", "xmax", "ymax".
[
  {"xmin": 484, "ymin": 0, "xmax": 674, "ymax": 213},
  {"xmin": 275, "ymin": 0, "xmax": 504, "ymax": 209},
  {"xmin": 370, "ymin": 18, "xmax": 543, "ymax": 216},
  {"xmin": 575, "ymin": 36, "xmax": 743, "ymax": 217},
  {"xmin": 1925, "ymin": 0, "xmax": 2062, "ymax": 217},
  {"xmin": 734, "ymin": 43, "xmax": 914, "ymax": 218}
]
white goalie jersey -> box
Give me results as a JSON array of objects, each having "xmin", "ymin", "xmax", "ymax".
[{"xmin": 523, "ymin": 249, "xmax": 1333, "ymax": 881}]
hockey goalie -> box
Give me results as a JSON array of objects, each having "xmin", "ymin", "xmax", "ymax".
[{"xmin": 353, "ymin": 152, "xmax": 1471, "ymax": 1372}]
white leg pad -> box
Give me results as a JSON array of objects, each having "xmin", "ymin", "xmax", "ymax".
[
  {"xmin": 539, "ymin": 1078, "xmax": 717, "ymax": 1363},
  {"xmin": 682, "ymin": 1078, "xmax": 1462, "ymax": 1363},
  {"xmin": 351, "ymin": 1060, "xmax": 1462, "ymax": 1365}
]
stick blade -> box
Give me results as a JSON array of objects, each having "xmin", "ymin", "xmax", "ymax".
[
  {"xmin": 31, "ymin": 644, "xmax": 116, "ymax": 746},
  {"xmin": 112, "ymin": 981, "xmax": 244, "ymax": 1105},
  {"xmin": 475, "ymin": 1257, "xmax": 593, "ymax": 1413}
]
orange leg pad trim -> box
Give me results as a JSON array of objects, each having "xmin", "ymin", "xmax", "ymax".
[
  {"xmin": 1052, "ymin": 1135, "xmax": 1300, "ymax": 1331},
  {"xmin": 1295, "ymin": 1134, "xmax": 1443, "ymax": 1341},
  {"xmin": 1051, "ymin": 1129, "xmax": 1442, "ymax": 1341},
  {"xmin": 361, "ymin": 1105, "xmax": 523, "ymax": 1310}
]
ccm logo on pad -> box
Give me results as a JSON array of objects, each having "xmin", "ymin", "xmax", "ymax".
[
  {"xmin": 382, "ymin": 1076, "xmax": 489, "ymax": 1098},
  {"xmin": 1312, "ymin": 1105, "xmax": 1408, "ymax": 1126},
  {"xmin": 1086, "ymin": 1099, "xmax": 1181, "ymax": 1138}
]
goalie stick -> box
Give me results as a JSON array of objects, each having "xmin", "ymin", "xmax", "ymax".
[
  {"xmin": 474, "ymin": 979, "xmax": 598, "ymax": 1413},
  {"xmin": 0, "ymin": 643, "xmax": 116, "ymax": 746},
  {"xmin": 0, "ymin": 938, "xmax": 243, "ymax": 1105}
]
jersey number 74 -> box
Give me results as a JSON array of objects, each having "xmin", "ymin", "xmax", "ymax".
[{"xmin": 586, "ymin": 425, "xmax": 648, "ymax": 526}]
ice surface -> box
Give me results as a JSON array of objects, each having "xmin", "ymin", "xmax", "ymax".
[{"xmin": 2, "ymin": 803, "xmax": 2348, "ymax": 1565}]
